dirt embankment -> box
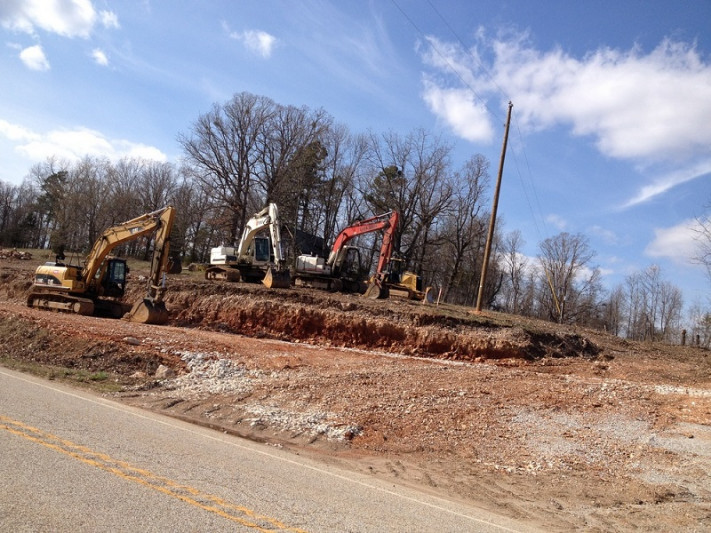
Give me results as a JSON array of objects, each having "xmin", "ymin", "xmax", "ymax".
[
  {"xmin": 2, "ymin": 257, "xmax": 711, "ymax": 532},
  {"xmin": 156, "ymin": 280, "xmax": 600, "ymax": 362}
]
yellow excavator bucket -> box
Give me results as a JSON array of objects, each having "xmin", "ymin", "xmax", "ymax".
[
  {"xmin": 262, "ymin": 266, "xmax": 291, "ymax": 289},
  {"xmin": 126, "ymin": 298, "xmax": 169, "ymax": 325}
]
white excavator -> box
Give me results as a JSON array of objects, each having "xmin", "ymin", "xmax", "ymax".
[
  {"xmin": 205, "ymin": 203, "xmax": 291, "ymax": 289},
  {"xmin": 27, "ymin": 206, "xmax": 176, "ymax": 324}
]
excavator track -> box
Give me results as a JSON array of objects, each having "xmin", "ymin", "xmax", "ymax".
[
  {"xmin": 205, "ymin": 266, "xmax": 241, "ymax": 282},
  {"xmin": 27, "ymin": 289, "xmax": 95, "ymax": 316}
]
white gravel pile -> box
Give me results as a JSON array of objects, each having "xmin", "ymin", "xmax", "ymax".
[
  {"xmin": 244, "ymin": 404, "xmax": 361, "ymax": 441},
  {"xmin": 163, "ymin": 350, "xmax": 362, "ymax": 441},
  {"xmin": 163, "ymin": 350, "xmax": 264, "ymax": 396}
]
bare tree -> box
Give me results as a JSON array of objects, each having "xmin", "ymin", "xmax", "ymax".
[
  {"xmin": 604, "ymin": 285, "xmax": 626, "ymax": 336},
  {"xmin": 179, "ymin": 92, "xmax": 274, "ymax": 243},
  {"xmin": 500, "ymin": 229, "xmax": 527, "ymax": 314},
  {"xmin": 107, "ymin": 157, "xmax": 143, "ymax": 224},
  {"xmin": 315, "ymin": 125, "xmax": 366, "ymax": 248},
  {"xmin": 537, "ymin": 232, "xmax": 597, "ymax": 323},
  {"xmin": 688, "ymin": 303, "xmax": 711, "ymax": 348},
  {"xmin": 138, "ymin": 160, "xmax": 178, "ymax": 212},
  {"xmin": 363, "ymin": 128, "xmax": 453, "ymax": 272},
  {"xmin": 623, "ymin": 265, "xmax": 683, "ymax": 342},
  {"xmin": 694, "ymin": 208, "xmax": 711, "ymax": 283},
  {"xmin": 439, "ymin": 154, "xmax": 489, "ymax": 301},
  {"xmin": 257, "ymin": 104, "xmax": 332, "ymax": 230}
]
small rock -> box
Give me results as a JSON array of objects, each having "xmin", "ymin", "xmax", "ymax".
[
  {"xmin": 130, "ymin": 371, "xmax": 147, "ymax": 379},
  {"xmin": 155, "ymin": 365, "xmax": 176, "ymax": 379},
  {"xmin": 124, "ymin": 336, "xmax": 141, "ymax": 346}
]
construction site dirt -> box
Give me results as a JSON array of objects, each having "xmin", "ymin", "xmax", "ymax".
[{"xmin": 1, "ymin": 255, "xmax": 710, "ymax": 531}]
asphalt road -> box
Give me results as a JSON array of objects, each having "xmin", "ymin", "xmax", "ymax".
[{"xmin": 0, "ymin": 367, "xmax": 533, "ymax": 532}]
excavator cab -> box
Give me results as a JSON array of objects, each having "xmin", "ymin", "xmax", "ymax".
[
  {"xmin": 252, "ymin": 236, "xmax": 271, "ymax": 263},
  {"xmin": 100, "ymin": 258, "xmax": 128, "ymax": 297},
  {"xmin": 340, "ymin": 247, "xmax": 362, "ymax": 278}
]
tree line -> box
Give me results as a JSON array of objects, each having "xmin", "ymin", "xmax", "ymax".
[{"xmin": 0, "ymin": 91, "xmax": 707, "ymax": 345}]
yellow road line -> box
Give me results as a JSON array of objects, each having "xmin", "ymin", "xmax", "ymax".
[{"xmin": 0, "ymin": 415, "xmax": 308, "ymax": 533}]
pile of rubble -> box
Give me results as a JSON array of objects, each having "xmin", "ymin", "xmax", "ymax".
[{"xmin": 0, "ymin": 248, "xmax": 32, "ymax": 260}]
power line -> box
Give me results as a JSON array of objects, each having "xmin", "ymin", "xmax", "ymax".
[
  {"xmin": 389, "ymin": 0, "xmax": 501, "ymax": 122},
  {"xmin": 391, "ymin": 0, "xmax": 551, "ymax": 249},
  {"xmin": 424, "ymin": 0, "xmax": 509, "ymax": 104}
]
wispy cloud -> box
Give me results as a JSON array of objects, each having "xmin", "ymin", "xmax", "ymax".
[
  {"xmin": 100, "ymin": 10, "xmax": 120, "ymax": 30},
  {"xmin": 545, "ymin": 213, "xmax": 568, "ymax": 231},
  {"xmin": 589, "ymin": 225, "xmax": 620, "ymax": 245},
  {"xmin": 226, "ymin": 25, "xmax": 277, "ymax": 58},
  {"xmin": 0, "ymin": 119, "xmax": 166, "ymax": 164},
  {"xmin": 19, "ymin": 44, "xmax": 49, "ymax": 71},
  {"xmin": 621, "ymin": 159, "xmax": 711, "ymax": 208},
  {"xmin": 92, "ymin": 48, "xmax": 108, "ymax": 66}
]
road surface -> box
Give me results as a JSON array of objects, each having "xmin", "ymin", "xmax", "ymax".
[{"xmin": 0, "ymin": 366, "xmax": 534, "ymax": 532}]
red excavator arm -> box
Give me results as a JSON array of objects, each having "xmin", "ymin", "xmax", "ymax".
[{"xmin": 327, "ymin": 211, "xmax": 399, "ymax": 272}]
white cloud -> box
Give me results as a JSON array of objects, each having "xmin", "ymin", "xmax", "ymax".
[
  {"xmin": 92, "ymin": 48, "xmax": 108, "ymax": 66},
  {"xmin": 0, "ymin": 0, "xmax": 98, "ymax": 38},
  {"xmin": 0, "ymin": 119, "xmax": 40, "ymax": 142},
  {"xmin": 0, "ymin": 119, "xmax": 166, "ymax": 165},
  {"xmin": 99, "ymin": 10, "xmax": 119, "ymax": 29},
  {"xmin": 229, "ymin": 29, "xmax": 277, "ymax": 58},
  {"xmin": 589, "ymin": 225, "xmax": 620, "ymax": 245},
  {"xmin": 545, "ymin": 213, "xmax": 568, "ymax": 231},
  {"xmin": 421, "ymin": 78, "xmax": 493, "ymax": 142},
  {"xmin": 419, "ymin": 32, "xmax": 711, "ymax": 167},
  {"xmin": 645, "ymin": 218, "xmax": 702, "ymax": 264},
  {"xmin": 419, "ymin": 32, "xmax": 711, "ymax": 209},
  {"xmin": 19, "ymin": 44, "xmax": 50, "ymax": 71},
  {"xmin": 621, "ymin": 158, "xmax": 711, "ymax": 207}
]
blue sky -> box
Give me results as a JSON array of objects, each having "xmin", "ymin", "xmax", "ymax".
[{"xmin": 1, "ymin": 0, "xmax": 710, "ymax": 310}]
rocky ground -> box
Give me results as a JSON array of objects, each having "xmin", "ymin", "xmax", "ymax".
[{"xmin": 1, "ymin": 251, "xmax": 710, "ymax": 531}]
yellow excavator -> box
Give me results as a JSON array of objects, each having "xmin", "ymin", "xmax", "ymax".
[{"xmin": 26, "ymin": 206, "xmax": 175, "ymax": 324}]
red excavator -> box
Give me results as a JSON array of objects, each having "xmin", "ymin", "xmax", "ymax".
[
  {"xmin": 293, "ymin": 211, "xmax": 399, "ymax": 293},
  {"xmin": 293, "ymin": 210, "xmax": 432, "ymax": 301}
]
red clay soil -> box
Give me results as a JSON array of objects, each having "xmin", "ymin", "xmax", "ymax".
[{"xmin": 1, "ymin": 255, "xmax": 710, "ymax": 531}]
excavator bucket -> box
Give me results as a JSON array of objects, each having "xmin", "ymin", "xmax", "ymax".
[
  {"xmin": 364, "ymin": 281, "xmax": 388, "ymax": 299},
  {"xmin": 262, "ymin": 266, "xmax": 291, "ymax": 289},
  {"xmin": 126, "ymin": 298, "xmax": 169, "ymax": 325}
]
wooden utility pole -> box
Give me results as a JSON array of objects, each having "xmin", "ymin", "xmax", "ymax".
[{"xmin": 475, "ymin": 101, "xmax": 513, "ymax": 313}]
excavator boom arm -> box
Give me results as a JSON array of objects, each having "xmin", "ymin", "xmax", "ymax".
[
  {"xmin": 236, "ymin": 203, "xmax": 283, "ymax": 263},
  {"xmin": 82, "ymin": 207, "xmax": 175, "ymax": 292},
  {"xmin": 144, "ymin": 207, "xmax": 175, "ymax": 300},
  {"xmin": 328, "ymin": 211, "xmax": 399, "ymax": 270}
]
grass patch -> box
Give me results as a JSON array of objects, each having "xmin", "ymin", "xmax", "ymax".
[{"xmin": 1, "ymin": 355, "xmax": 125, "ymax": 393}]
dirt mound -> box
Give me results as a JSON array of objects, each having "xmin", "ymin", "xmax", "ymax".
[{"xmin": 153, "ymin": 278, "xmax": 601, "ymax": 361}]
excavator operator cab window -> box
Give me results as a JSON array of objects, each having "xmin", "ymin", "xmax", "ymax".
[
  {"xmin": 342, "ymin": 247, "xmax": 362, "ymax": 277},
  {"xmin": 102, "ymin": 258, "xmax": 127, "ymax": 297},
  {"xmin": 253, "ymin": 237, "xmax": 271, "ymax": 263}
]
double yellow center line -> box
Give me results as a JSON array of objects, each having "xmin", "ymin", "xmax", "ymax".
[{"xmin": 0, "ymin": 415, "xmax": 307, "ymax": 532}]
